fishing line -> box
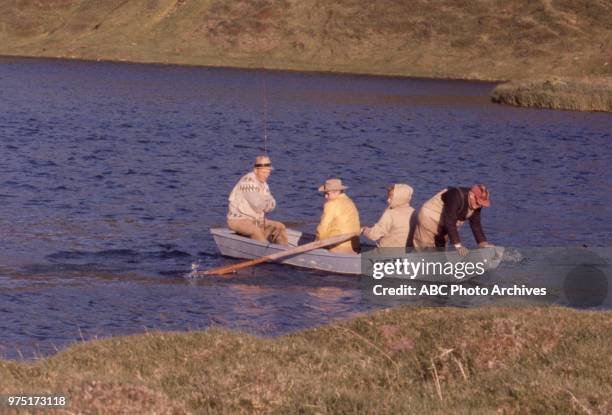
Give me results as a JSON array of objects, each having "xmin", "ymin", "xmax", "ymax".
[{"xmin": 260, "ymin": 70, "xmax": 269, "ymax": 154}]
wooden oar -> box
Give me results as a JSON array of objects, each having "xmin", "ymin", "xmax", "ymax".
[{"xmin": 197, "ymin": 232, "xmax": 359, "ymax": 276}]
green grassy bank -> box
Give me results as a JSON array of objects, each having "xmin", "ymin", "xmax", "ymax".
[
  {"xmin": 492, "ymin": 76, "xmax": 612, "ymax": 112},
  {"xmin": 2, "ymin": 307, "xmax": 611, "ymax": 414}
]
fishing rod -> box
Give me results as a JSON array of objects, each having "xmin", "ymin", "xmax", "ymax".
[{"xmin": 260, "ymin": 69, "xmax": 269, "ymax": 155}]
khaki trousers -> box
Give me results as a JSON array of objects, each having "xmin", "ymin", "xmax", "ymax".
[
  {"xmin": 413, "ymin": 210, "xmax": 447, "ymax": 249},
  {"xmin": 227, "ymin": 218, "xmax": 289, "ymax": 245},
  {"xmin": 413, "ymin": 189, "xmax": 469, "ymax": 250}
]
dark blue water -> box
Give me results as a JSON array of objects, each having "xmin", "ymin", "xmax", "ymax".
[{"xmin": 0, "ymin": 57, "xmax": 611, "ymax": 359}]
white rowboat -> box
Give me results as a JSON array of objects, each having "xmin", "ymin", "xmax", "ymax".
[{"xmin": 210, "ymin": 228, "xmax": 504, "ymax": 281}]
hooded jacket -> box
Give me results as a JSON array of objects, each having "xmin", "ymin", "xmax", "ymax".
[
  {"xmin": 316, "ymin": 193, "xmax": 361, "ymax": 254},
  {"xmin": 363, "ymin": 184, "xmax": 415, "ymax": 247}
]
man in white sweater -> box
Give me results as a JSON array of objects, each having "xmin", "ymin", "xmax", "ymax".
[{"xmin": 227, "ymin": 155, "xmax": 288, "ymax": 245}]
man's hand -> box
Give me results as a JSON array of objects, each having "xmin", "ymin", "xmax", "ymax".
[
  {"xmin": 360, "ymin": 226, "xmax": 368, "ymax": 235},
  {"xmin": 478, "ymin": 241, "xmax": 494, "ymax": 248},
  {"xmin": 455, "ymin": 244, "xmax": 469, "ymax": 257}
]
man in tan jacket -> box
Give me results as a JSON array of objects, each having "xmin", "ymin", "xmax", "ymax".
[
  {"xmin": 362, "ymin": 183, "xmax": 416, "ymax": 247},
  {"xmin": 315, "ymin": 178, "xmax": 361, "ymax": 254},
  {"xmin": 227, "ymin": 155, "xmax": 288, "ymax": 245}
]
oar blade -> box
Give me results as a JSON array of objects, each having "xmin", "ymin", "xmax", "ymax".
[{"xmin": 200, "ymin": 257, "xmax": 268, "ymax": 276}]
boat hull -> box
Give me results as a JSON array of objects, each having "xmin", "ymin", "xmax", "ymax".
[
  {"xmin": 210, "ymin": 228, "xmax": 504, "ymax": 280},
  {"xmin": 212, "ymin": 227, "xmax": 361, "ymax": 274}
]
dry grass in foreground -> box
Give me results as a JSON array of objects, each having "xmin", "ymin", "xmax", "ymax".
[
  {"xmin": 492, "ymin": 76, "xmax": 612, "ymax": 112},
  {"xmin": 1, "ymin": 307, "xmax": 611, "ymax": 414}
]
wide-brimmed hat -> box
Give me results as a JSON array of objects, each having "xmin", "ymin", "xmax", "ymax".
[
  {"xmin": 254, "ymin": 155, "xmax": 273, "ymax": 170},
  {"xmin": 471, "ymin": 184, "xmax": 490, "ymax": 207},
  {"xmin": 318, "ymin": 178, "xmax": 348, "ymax": 192}
]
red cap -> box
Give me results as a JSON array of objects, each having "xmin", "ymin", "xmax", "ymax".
[{"xmin": 471, "ymin": 184, "xmax": 490, "ymax": 207}]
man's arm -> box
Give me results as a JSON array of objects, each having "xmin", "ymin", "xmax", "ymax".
[
  {"xmin": 469, "ymin": 209, "xmax": 487, "ymax": 244},
  {"xmin": 442, "ymin": 188, "xmax": 462, "ymax": 245},
  {"xmin": 362, "ymin": 209, "xmax": 392, "ymax": 242},
  {"xmin": 263, "ymin": 193, "xmax": 276, "ymax": 213},
  {"xmin": 316, "ymin": 202, "xmax": 334, "ymax": 240},
  {"xmin": 240, "ymin": 181, "xmax": 272, "ymax": 214}
]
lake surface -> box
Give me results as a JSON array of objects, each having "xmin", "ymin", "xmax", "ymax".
[{"xmin": 0, "ymin": 57, "xmax": 611, "ymax": 359}]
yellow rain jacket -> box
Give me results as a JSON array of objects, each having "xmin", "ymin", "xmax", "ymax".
[{"xmin": 316, "ymin": 193, "xmax": 361, "ymax": 254}]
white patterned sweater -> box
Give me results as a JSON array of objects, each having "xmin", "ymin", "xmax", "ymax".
[{"xmin": 227, "ymin": 171, "xmax": 276, "ymax": 222}]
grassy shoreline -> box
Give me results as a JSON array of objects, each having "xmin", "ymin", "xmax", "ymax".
[
  {"xmin": 492, "ymin": 77, "xmax": 612, "ymax": 112},
  {"xmin": 2, "ymin": 306, "xmax": 611, "ymax": 414}
]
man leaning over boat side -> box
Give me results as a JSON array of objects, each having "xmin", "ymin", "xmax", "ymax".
[
  {"xmin": 362, "ymin": 183, "xmax": 416, "ymax": 248},
  {"xmin": 227, "ymin": 155, "xmax": 288, "ymax": 245},
  {"xmin": 315, "ymin": 178, "xmax": 361, "ymax": 254},
  {"xmin": 411, "ymin": 184, "xmax": 494, "ymax": 256}
]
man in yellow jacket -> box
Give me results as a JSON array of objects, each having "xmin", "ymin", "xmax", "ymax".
[{"xmin": 315, "ymin": 178, "xmax": 361, "ymax": 254}]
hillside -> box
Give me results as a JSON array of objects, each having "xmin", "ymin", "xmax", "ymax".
[{"xmin": 1, "ymin": 0, "xmax": 611, "ymax": 80}]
